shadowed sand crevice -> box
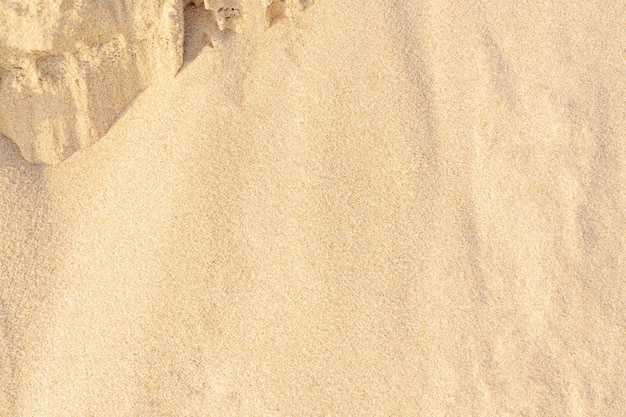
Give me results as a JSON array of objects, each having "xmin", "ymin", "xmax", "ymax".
[
  {"xmin": 384, "ymin": 1, "xmax": 439, "ymax": 195},
  {"xmin": 483, "ymin": 33, "xmax": 518, "ymax": 110},
  {"xmin": 182, "ymin": 3, "xmax": 217, "ymax": 68}
]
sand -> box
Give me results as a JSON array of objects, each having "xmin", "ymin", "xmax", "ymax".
[{"xmin": 1, "ymin": 0, "xmax": 625, "ymax": 415}]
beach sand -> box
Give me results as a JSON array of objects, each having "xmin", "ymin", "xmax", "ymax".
[{"xmin": 1, "ymin": 1, "xmax": 625, "ymax": 415}]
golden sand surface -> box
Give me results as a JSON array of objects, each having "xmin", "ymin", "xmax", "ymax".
[{"xmin": 1, "ymin": 1, "xmax": 625, "ymax": 415}]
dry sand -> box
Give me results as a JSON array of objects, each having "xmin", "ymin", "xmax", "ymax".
[{"xmin": 1, "ymin": 0, "xmax": 626, "ymax": 415}]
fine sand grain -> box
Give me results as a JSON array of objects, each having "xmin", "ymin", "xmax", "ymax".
[{"xmin": 1, "ymin": 1, "xmax": 625, "ymax": 415}]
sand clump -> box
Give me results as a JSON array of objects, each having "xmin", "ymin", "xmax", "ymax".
[
  {"xmin": 0, "ymin": 0, "xmax": 184, "ymax": 164},
  {"xmin": 0, "ymin": 0, "xmax": 311, "ymax": 164}
]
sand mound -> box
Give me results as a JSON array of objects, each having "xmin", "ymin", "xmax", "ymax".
[{"xmin": 0, "ymin": 0, "xmax": 312, "ymax": 164}]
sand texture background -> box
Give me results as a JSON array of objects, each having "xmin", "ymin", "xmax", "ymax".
[{"xmin": 1, "ymin": 0, "xmax": 626, "ymax": 415}]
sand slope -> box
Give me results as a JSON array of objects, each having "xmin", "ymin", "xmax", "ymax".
[{"xmin": 1, "ymin": 0, "xmax": 625, "ymax": 415}]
